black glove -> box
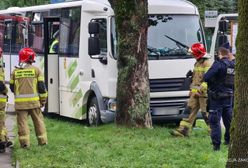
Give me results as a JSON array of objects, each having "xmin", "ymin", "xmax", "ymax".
[{"xmin": 186, "ymin": 70, "xmax": 193, "ymax": 78}]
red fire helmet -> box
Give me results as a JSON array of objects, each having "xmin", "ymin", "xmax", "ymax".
[
  {"xmin": 19, "ymin": 48, "xmax": 36, "ymax": 63},
  {"xmin": 190, "ymin": 43, "xmax": 207, "ymax": 60}
]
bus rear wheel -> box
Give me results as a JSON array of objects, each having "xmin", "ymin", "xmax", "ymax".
[{"xmin": 87, "ymin": 97, "xmax": 101, "ymax": 126}]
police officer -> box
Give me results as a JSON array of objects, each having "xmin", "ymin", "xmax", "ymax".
[
  {"xmin": 171, "ymin": 43, "xmax": 211, "ymax": 137},
  {"xmin": 0, "ymin": 47, "xmax": 9, "ymax": 153},
  {"xmin": 204, "ymin": 44, "xmax": 234, "ymax": 151},
  {"xmin": 10, "ymin": 48, "xmax": 48, "ymax": 148}
]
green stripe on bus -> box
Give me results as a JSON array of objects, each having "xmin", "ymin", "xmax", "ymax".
[
  {"xmin": 73, "ymin": 105, "xmax": 87, "ymax": 119},
  {"xmin": 72, "ymin": 89, "xmax": 83, "ymax": 107},
  {"xmin": 67, "ymin": 60, "xmax": 77, "ymax": 78},
  {"xmin": 69, "ymin": 75, "xmax": 79, "ymax": 91}
]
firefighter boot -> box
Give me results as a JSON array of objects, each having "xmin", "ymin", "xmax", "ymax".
[
  {"xmin": 170, "ymin": 120, "xmax": 192, "ymax": 137},
  {"xmin": 0, "ymin": 141, "xmax": 6, "ymax": 153}
]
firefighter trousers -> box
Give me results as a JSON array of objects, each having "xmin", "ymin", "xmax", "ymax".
[
  {"xmin": 185, "ymin": 95, "xmax": 208, "ymax": 125},
  {"xmin": 16, "ymin": 108, "xmax": 47, "ymax": 147},
  {"xmin": 0, "ymin": 108, "xmax": 7, "ymax": 142}
]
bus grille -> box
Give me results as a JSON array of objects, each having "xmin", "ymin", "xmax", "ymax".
[
  {"xmin": 150, "ymin": 97, "xmax": 188, "ymax": 108},
  {"xmin": 149, "ymin": 78, "xmax": 189, "ymax": 92}
]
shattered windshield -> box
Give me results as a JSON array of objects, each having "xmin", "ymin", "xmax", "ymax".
[{"xmin": 148, "ymin": 15, "xmax": 204, "ymax": 60}]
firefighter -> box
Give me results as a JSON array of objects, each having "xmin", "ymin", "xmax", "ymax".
[
  {"xmin": 0, "ymin": 47, "xmax": 9, "ymax": 153},
  {"xmin": 171, "ymin": 43, "xmax": 211, "ymax": 137},
  {"xmin": 204, "ymin": 44, "xmax": 234, "ymax": 151},
  {"xmin": 10, "ymin": 48, "xmax": 48, "ymax": 148}
]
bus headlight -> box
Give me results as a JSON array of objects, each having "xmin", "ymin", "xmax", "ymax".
[{"xmin": 108, "ymin": 99, "xmax": 116, "ymax": 112}]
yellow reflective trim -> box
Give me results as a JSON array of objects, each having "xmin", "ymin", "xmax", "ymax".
[
  {"xmin": 15, "ymin": 69, "xmax": 35, "ymax": 79},
  {"xmin": 49, "ymin": 39, "xmax": 59, "ymax": 53},
  {"xmin": 10, "ymin": 79, "xmax": 14, "ymax": 84},
  {"xmin": 15, "ymin": 80, "xmax": 19, "ymax": 95},
  {"xmin": 38, "ymin": 76, "xmax": 44, "ymax": 81},
  {"xmin": 204, "ymin": 66, "xmax": 210, "ymax": 72},
  {"xmin": 33, "ymin": 78, "xmax": 37, "ymax": 94},
  {"xmin": 194, "ymin": 66, "xmax": 210, "ymax": 73},
  {"xmin": 0, "ymin": 76, "xmax": 3, "ymax": 81},
  {"xmin": 191, "ymin": 89, "xmax": 198, "ymax": 93},
  {"xmin": 15, "ymin": 97, "xmax": 39, "ymax": 102},
  {"xmin": 201, "ymin": 82, "xmax": 208, "ymax": 89},
  {"xmin": 0, "ymin": 98, "xmax": 7, "ymax": 102},
  {"xmin": 40, "ymin": 93, "xmax": 48, "ymax": 98}
]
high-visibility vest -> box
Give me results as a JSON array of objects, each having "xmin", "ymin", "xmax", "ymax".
[{"xmin": 49, "ymin": 39, "xmax": 59, "ymax": 53}]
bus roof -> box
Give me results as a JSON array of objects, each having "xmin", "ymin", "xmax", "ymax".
[
  {"xmin": 0, "ymin": 0, "xmax": 198, "ymax": 15},
  {"xmin": 148, "ymin": 0, "xmax": 199, "ymax": 15}
]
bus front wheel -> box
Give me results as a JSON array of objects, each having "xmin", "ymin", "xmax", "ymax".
[{"xmin": 87, "ymin": 97, "xmax": 101, "ymax": 126}]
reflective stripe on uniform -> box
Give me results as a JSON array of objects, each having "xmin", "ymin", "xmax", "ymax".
[
  {"xmin": 0, "ymin": 95, "xmax": 7, "ymax": 102},
  {"xmin": 191, "ymin": 89, "xmax": 198, "ymax": 93},
  {"xmin": 201, "ymin": 82, "xmax": 208, "ymax": 89},
  {"xmin": 10, "ymin": 79, "xmax": 14, "ymax": 84},
  {"xmin": 191, "ymin": 85, "xmax": 201, "ymax": 93},
  {"xmin": 15, "ymin": 94, "xmax": 39, "ymax": 102},
  {"xmin": 15, "ymin": 80, "xmax": 20, "ymax": 95},
  {"xmin": 15, "ymin": 69, "xmax": 35, "ymax": 79},
  {"xmin": 39, "ymin": 93, "xmax": 48, "ymax": 98},
  {"xmin": 38, "ymin": 76, "xmax": 44, "ymax": 81},
  {"xmin": 49, "ymin": 39, "xmax": 59, "ymax": 53},
  {"xmin": 15, "ymin": 97, "xmax": 39, "ymax": 102},
  {"xmin": 15, "ymin": 94, "xmax": 39, "ymax": 98},
  {"xmin": 194, "ymin": 67, "xmax": 210, "ymax": 72},
  {"xmin": 33, "ymin": 78, "xmax": 37, "ymax": 94}
]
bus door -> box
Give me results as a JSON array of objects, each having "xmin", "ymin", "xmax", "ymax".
[{"xmin": 44, "ymin": 18, "xmax": 60, "ymax": 114}]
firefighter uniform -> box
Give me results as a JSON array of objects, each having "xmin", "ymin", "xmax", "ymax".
[
  {"xmin": 0, "ymin": 66, "xmax": 8, "ymax": 152},
  {"xmin": 10, "ymin": 48, "xmax": 48, "ymax": 148},
  {"xmin": 171, "ymin": 43, "xmax": 211, "ymax": 137}
]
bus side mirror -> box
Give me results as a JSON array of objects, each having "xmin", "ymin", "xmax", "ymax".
[
  {"xmin": 219, "ymin": 20, "xmax": 228, "ymax": 33},
  {"xmin": 88, "ymin": 37, "xmax": 100, "ymax": 56},
  {"xmin": 89, "ymin": 22, "xmax": 100, "ymax": 34},
  {"xmin": 88, "ymin": 22, "xmax": 100, "ymax": 57}
]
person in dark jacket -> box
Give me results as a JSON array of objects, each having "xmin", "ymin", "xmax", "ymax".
[{"xmin": 204, "ymin": 43, "xmax": 234, "ymax": 151}]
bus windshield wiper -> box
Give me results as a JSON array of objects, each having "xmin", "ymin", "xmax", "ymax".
[{"xmin": 164, "ymin": 35, "xmax": 189, "ymax": 50}]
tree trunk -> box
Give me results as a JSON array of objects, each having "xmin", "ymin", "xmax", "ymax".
[
  {"xmin": 226, "ymin": 1, "xmax": 248, "ymax": 167},
  {"xmin": 109, "ymin": 0, "xmax": 152, "ymax": 128}
]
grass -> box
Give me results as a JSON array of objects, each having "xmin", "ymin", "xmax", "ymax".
[{"xmin": 12, "ymin": 118, "xmax": 228, "ymax": 168}]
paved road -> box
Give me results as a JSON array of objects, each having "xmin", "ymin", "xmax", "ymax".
[{"xmin": 0, "ymin": 106, "xmax": 16, "ymax": 168}]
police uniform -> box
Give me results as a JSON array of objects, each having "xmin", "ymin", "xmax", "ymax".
[
  {"xmin": 204, "ymin": 57, "xmax": 234, "ymax": 150},
  {"xmin": 0, "ymin": 66, "xmax": 8, "ymax": 152},
  {"xmin": 10, "ymin": 63, "xmax": 48, "ymax": 148},
  {"xmin": 171, "ymin": 58, "xmax": 210, "ymax": 136}
]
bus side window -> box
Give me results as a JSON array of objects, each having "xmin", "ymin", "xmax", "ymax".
[
  {"xmin": 59, "ymin": 7, "xmax": 81, "ymax": 57},
  {"xmin": 91, "ymin": 18, "xmax": 107, "ymax": 56}
]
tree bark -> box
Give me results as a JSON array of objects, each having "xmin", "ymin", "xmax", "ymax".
[
  {"xmin": 109, "ymin": 0, "xmax": 152, "ymax": 128},
  {"xmin": 226, "ymin": 1, "xmax": 248, "ymax": 167}
]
